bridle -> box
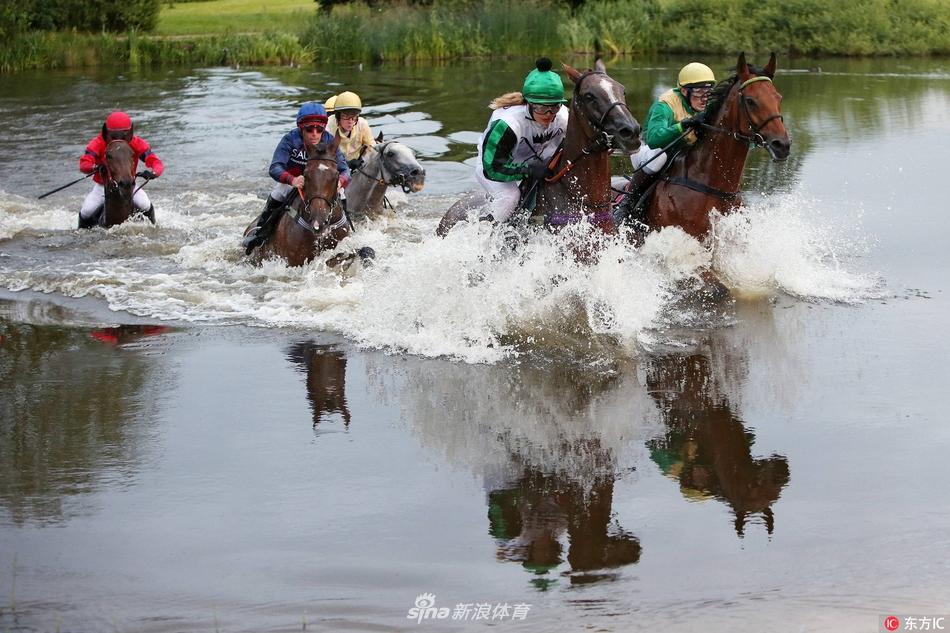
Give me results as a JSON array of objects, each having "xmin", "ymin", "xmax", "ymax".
[
  {"xmin": 353, "ymin": 141, "xmax": 415, "ymax": 193},
  {"xmin": 103, "ymin": 139, "xmax": 134, "ymax": 190},
  {"xmin": 699, "ymin": 75, "xmax": 784, "ymax": 148},
  {"xmin": 289, "ymin": 157, "xmax": 348, "ymax": 237},
  {"xmin": 546, "ymin": 70, "xmax": 633, "ymax": 184}
]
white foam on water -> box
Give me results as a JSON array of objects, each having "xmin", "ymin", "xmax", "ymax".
[
  {"xmin": 709, "ymin": 193, "xmax": 883, "ymax": 302},
  {"xmin": 0, "ymin": 188, "xmax": 884, "ymax": 363}
]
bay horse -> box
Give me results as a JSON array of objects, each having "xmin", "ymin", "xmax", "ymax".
[
  {"xmin": 643, "ymin": 52, "xmax": 791, "ymax": 239},
  {"xmin": 344, "ymin": 133, "xmax": 426, "ymax": 222},
  {"xmin": 98, "ymin": 139, "xmax": 153, "ymax": 228},
  {"xmin": 437, "ymin": 58, "xmax": 640, "ymax": 236},
  {"xmin": 245, "ymin": 138, "xmax": 370, "ymax": 268}
]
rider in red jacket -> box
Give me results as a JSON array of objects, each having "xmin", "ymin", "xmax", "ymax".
[{"xmin": 78, "ymin": 111, "xmax": 164, "ymax": 228}]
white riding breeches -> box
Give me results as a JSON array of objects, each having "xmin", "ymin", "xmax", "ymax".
[
  {"xmin": 475, "ymin": 170, "xmax": 522, "ymax": 223},
  {"xmin": 269, "ymin": 182, "xmax": 296, "ymax": 203},
  {"xmin": 80, "ymin": 183, "xmax": 153, "ymax": 218},
  {"xmin": 630, "ymin": 145, "xmax": 668, "ymax": 175}
]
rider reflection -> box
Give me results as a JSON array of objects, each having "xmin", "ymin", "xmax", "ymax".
[{"xmin": 286, "ymin": 342, "xmax": 351, "ymax": 428}]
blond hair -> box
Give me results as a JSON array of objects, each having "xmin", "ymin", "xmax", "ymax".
[{"xmin": 489, "ymin": 92, "xmax": 527, "ymax": 110}]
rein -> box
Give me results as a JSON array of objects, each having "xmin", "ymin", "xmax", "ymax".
[
  {"xmin": 698, "ymin": 75, "xmax": 783, "ymax": 148},
  {"xmin": 546, "ymin": 70, "xmax": 627, "ymax": 184},
  {"xmin": 289, "ymin": 157, "xmax": 348, "ymax": 236},
  {"xmin": 353, "ymin": 141, "xmax": 413, "ymax": 193}
]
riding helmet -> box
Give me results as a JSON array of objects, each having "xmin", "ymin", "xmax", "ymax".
[{"xmin": 522, "ymin": 58, "xmax": 566, "ymax": 105}]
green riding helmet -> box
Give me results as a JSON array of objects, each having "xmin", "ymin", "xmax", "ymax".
[{"xmin": 522, "ymin": 58, "xmax": 567, "ymax": 105}]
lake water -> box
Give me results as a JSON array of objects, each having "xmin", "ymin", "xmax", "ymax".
[{"xmin": 0, "ymin": 55, "xmax": 948, "ymax": 632}]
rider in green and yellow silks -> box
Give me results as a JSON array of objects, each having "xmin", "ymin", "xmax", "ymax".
[{"xmin": 630, "ymin": 62, "xmax": 717, "ymax": 176}]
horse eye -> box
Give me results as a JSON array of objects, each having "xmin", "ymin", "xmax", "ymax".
[
  {"xmin": 746, "ymin": 97, "xmax": 758, "ymax": 108},
  {"xmin": 585, "ymin": 93, "xmax": 596, "ymax": 102},
  {"xmin": 387, "ymin": 150, "xmax": 395, "ymax": 157}
]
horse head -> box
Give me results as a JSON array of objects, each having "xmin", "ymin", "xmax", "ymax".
[
  {"xmin": 709, "ymin": 52, "xmax": 791, "ymax": 161},
  {"xmin": 103, "ymin": 139, "xmax": 136, "ymax": 192},
  {"xmin": 370, "ymin": 132, "xmax": 426, "ymax": 193},
  {"xmin": 562, "ymin": 59, "xmax": 641, "ymax": 154},
  {"xmin": 301, "ymin": 138, "xmax": 345, "ymax": 240}
]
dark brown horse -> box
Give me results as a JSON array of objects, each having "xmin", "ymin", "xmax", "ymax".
[
  {"xmin": 437, "ymin": 59, "xmax": 640, "ymax": 236},
  {"xmin": 644, "ymin": 52, "xmax": 791, "ymax": 239},
  {"xmin": 536, "ymin": 60, "xmax": 641, "ymax": 232},
  {"xmin": 246, "ymin": 138, "xmax": 369, "ymax": 268},
  {"xmin": 99, "ymin": 139, "xmax": 139, "ymax": 228}
]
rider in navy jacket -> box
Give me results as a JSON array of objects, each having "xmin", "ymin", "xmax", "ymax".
[{"xmin": 243, "ymin": 102, "xmax": 349, "ymax": 254}]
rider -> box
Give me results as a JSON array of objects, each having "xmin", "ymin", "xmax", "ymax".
[
  {"xmin": 632, "ymin": 62, "xmax": 716, "ymax": 174},
  {"xmin": 242, "ymin": 102, "xmax": 350, "ymax": 254},
  {"xmin": 326, "ymin": 91, "xmax": 376, "ymax": 171},
  {"xmin": 78, "ymin": 111, "xmax": 164, "ymax": 228},
  {"xmin": 476, "ymin": 57, "xmax": 568, "ymax": 224}
]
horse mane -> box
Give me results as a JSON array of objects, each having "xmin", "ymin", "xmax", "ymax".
[
  {"xmin": 703, "ymin": 64, "xmax": 769, "ymax": 119},
  {"xmin": 489, "ymin": 92, "xmax": 526, "ymax": 110}
]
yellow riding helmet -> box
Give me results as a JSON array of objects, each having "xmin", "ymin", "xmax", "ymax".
[
  {"xmin": 324, "ymin": 94, "xmax": 337, "ymax": 114},
  {"xmin": 678, "ymin": 62, "xmax": 716, "ymax": 88},
  {"xmin": 334, "ymin": 91, "xmax": 362, "ymax": 113}
]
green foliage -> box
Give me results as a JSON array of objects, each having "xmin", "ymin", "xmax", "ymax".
[
  {"xmin": 559, "ymin": 0, "xmax": 662, "ymax": 54},
  {"xmin": 155, "ymin": 0, "xmax": 314, "ymax": 36},
  {"xmin": 658, "ymin": 0, "xmax": 950, "ymax": 56},
  {"xmin": 0, "ymin": 31, "xmax": 312, "ymax": 72},
  {"xmin": 302, "ymin": 0, "xmax": 565, "ymax": 62},
  {"xmin": 20, "ymin": 0, "xmax": 162, "ymax": 33}
]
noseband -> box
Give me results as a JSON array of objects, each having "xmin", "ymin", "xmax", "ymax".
[
  {"xmin": 702, "ymin": 76, "xmax": 784, "ymax": 148},
  {"xmin": 354, "ymin": 141, "xmax": 415, "ymax": 193},
  {"xmin": 290, "ymin": 157, "xmax": 348, "ymax": 236},
  {"xmin": 572, "ymin": 70, "xmax": 632, "ymax": 152}
]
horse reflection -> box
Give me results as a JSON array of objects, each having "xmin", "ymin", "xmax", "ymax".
[
  {"xmin": 645, "ymin": 349, "xmax": 790, "ymax": 536},
  {"xmin": 488, "ymin": 448, "xmax": 640, "ymax": 588},
  {"xmin": 286, "ymin": 342, "xmax": 351, "ymax": 428}
]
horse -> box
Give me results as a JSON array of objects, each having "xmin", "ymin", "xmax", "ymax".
[
  {"xmin": 437, "ymin": 58, "xmax": 641, "ymax": 237},
  {"xmin": 640, "ymin": 52, "xmax": 791, "ymax": 239},
  {"xmin": 245, "ymin": 138, "xmax": 371, "ymax": 268},
  {"xmin": 97, "ymin": 139, "xmax": 154, "ymax": 228},
  {"xmin": 343, "ymin": 133, "xmax": 426, "ymax": 222}
]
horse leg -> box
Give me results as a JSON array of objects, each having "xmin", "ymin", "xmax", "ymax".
[
  {"xmin": 436, "ymin": 191, "xmax": 486, "ymax": 237},
  {"xmin": 698, "ymin": 268, "xmax": 731, "ymax": 303},
  {"xmin": 356, "ymin": 246, "xmax": 376, "ymax": 266},
  {"xmin": 326, "ymin": 252, "xmax": 356, "ymax": 269}
]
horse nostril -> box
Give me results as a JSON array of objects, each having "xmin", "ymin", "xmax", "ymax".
[{"xmin": 410, "ymin": 168, "xmax": 422, "ymax": 177}]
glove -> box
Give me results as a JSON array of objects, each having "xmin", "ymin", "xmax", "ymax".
[
  {"xmin": 96, "ymin": 164, "xmax": 108, "ymax": 176},
  {"xmin": 347, "ymin": 157, "xmax": 364, "ymax": 171},
  {"xmin": 680, "ymin": 112, "xmax": 707, "ymax": 130},
  {"xmin": 137, "ymin": 170, "xmax": 156, "ymax": 180},
  {"xmin": 525, "ymin": 158, "xmax": 550, "ymax": 181}
]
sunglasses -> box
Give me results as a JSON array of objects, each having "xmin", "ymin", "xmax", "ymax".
[
  {"xmin": 302, "ymin": 124, "xmax": 325, "ymax": 133},
  {"xmin": 532, "ymin": 105, "xmax": 560, "ymax": 116}
]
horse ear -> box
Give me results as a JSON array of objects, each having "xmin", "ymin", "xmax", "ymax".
[
  {"xmin": 561, "ymin": 63, "xmax": 581, "ymax": 84},
  {"xmin": 594, "ymin": 57, "xmax": 606, "ymax": 73},
  {"xmin": 764, "ymin": 52, "xmax": 777, "ymax": 78},
  {"xmin": 737, "ymin": 52, "xmax": 749, "ymax": 78},
  {"xmin": 375, "ymin": 131, "xmax": 384, "ymax": 143}
]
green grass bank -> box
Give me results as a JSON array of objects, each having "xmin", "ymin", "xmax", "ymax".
[{"xmin": 2, "ymin": 0, "xmax": 948, "ymax": 73}]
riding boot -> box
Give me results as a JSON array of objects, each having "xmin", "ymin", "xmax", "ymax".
[
  {"xmin": 242, "ymin": 196, "xmax": 284, "ymax": 254},
  {"xmin": 614, "ymin": 170, "xmax": 653, "ymax": 227},
  {"xmin": 78, "ymin": 206, "xmax": 102, "ymax": 230},
  {"xmin": 142, "ymin": 204, "xmax": 155, "ymax": 224}
]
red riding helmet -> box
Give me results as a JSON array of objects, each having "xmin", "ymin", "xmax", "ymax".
[{"xmin": 102, "ymin": 111, "xmax": 133, "ymax": 140}]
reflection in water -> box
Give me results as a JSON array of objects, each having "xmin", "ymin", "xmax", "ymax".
[
  {"xmin": 645, "ymin": 336, "xmax": 791, "ymax": 536},
  {"xmin": 0, "ymin": 320, "xmax": 170, "ymax": 525},
  {"xmin": 377, "ymin": 356, "xmax": 660, "ymax": 588},
  {"xmin": 286, "ymin": 342, "xmax": 351, "ymax": 428}
]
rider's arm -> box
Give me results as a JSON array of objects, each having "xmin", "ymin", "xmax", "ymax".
[
  {"xmin": 481, "ymin": 119, "xmax": 527, "ymax": 182},
  {"xmin": 79, "ymin": 136, "xmax": 104, "ymax": 174},
  {"xmin": 643, "ymin": 101, "xmax": 683, "ymax": 149},
  {"xmin": 333, "ymin": 143, "xmax": 351, "ymax": 187},
  {"xmin": 269, "ymin": 134, "xmax": 296, "ymax": 185},
  {"xmin": 132, "ymin": 137, "xmax": 164, "ymax": 178}
]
